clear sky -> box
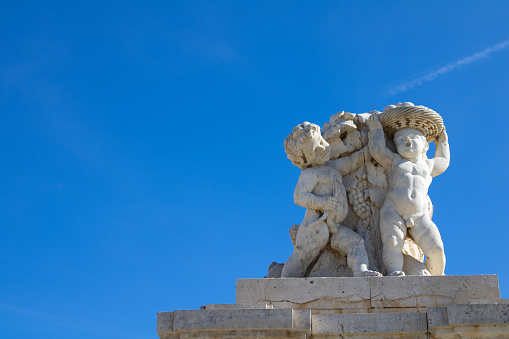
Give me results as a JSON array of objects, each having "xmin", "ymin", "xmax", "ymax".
[{"xmin": 1, "ymin": 1, "xmax": 508, "ymax": 338}]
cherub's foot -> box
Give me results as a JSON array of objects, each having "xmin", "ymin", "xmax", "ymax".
[
  {"xmin": 354, "ymin": 269, "xmax": 382, "ymax": 277},
  {"xmin": 388, "ymin": 271, "xmax": 405, "ymax": 277},
  {"xmin": 418, "ymin": 268, "xmax": 432, "ymax": 276}
]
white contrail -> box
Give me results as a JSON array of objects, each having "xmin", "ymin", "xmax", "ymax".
[{"xmin": 387, "ymin": 40, "xmax": 509, "ymax": 96}]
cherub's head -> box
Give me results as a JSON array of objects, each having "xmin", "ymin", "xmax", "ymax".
[
  {"xmin": 284, "ymin": 122, "xmax": 330, "ymax": 169},
  {"xmin": 321, "ymin": 111, "xmax": 362, "ymax": 160},
  {"xmin": 394, "ymin": 128, "xmax": 429, "ymax": 160}
]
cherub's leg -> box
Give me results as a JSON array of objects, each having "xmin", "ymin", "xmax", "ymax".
[
  {"xmin": 281, "ymin": 218, "xmax": 329, "ymax": 277},
  {"xmin": 409, "ymin": 216, "xmax": 445, "ymax": 276},
  {"xmin": 330, "ymin": 226, "xmax": 381, "ymax": 277},
  {"xmin": 380, "ymin": 205, "xmax": 407, "ymax": 276}
]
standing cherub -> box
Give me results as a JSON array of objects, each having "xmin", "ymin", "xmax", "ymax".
[
  {"xmin": 367, "ymin": 103, "xmax": 450, "ymax": 276},
  {"xmin": 281, "ymin": 122, "xmax": 381, "ymax": 278}
]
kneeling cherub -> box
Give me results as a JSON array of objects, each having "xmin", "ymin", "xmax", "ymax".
[
  {"xmin": 367, "ymin": 103, "xmax": 450, "ymax": 276},
  {"xmin": 281, "ymin": 122, "xmax": 381, "ymax": 278}
]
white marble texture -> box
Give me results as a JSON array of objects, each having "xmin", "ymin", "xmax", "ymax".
[
  {"xmin": 157, "ymin": 275, "xmax": 507, "ymax": 339},
  {"xmin": 236, "ymin": 276, "xmax": 500, "ymax": 310},
  {"xmin": 274, "ymin": 103, "xmax": 450, "ymax": 277}
]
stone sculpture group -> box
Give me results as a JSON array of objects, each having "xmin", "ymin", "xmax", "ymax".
[
  {"xmin": 269, "ymin": 102, "xmax": 450, "ymax": 278},
  {"xmin": 157, "ymin": 102, "xmax": 509, "ymax": 339}
]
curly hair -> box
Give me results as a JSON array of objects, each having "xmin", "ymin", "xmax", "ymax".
[{"xmin": 284, "ymin": 122, "xmax": 325, "ymax": 169}]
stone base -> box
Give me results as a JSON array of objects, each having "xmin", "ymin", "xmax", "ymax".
[{"xmin": 157, "ymin": 275, "xmax": 508, "ymax": 338}]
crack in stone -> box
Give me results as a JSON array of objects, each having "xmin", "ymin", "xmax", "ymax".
[{"xmin": 263, "ymin": 294, "xmax": 370, "ymax": 306}]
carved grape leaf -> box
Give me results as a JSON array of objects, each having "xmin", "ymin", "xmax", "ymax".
[
  {"xmin": 368, "ymin": 187, "xmax": 386, "ymax": 209},
  {"xmin": 365, "ymin": 161, "xmax": 388, "ymax": 189},
  {"xmin": 343, "ymin": 166, "xmax": 363, "ymax": 191}
]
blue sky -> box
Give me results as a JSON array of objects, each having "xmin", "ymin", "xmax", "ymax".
[{"xmin": 1, "ymin": 1, "xmax": 508, "ymax": 338}]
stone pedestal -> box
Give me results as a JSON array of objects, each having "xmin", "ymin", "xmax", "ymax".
[{"xmin": 157, "ymin": 275, "xmax": 508, "ymax": 338}]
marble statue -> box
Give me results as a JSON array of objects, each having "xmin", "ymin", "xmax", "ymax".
[
  {"xmin": 158, "ymin": 102, "xmax": 509, "ymax": 339},
  {"xmin": 281, "ymin": 122, "xmax": 381, "ymax": 278},
  {"xmin": 268, "ymin": 102, "xmax": 449, "ymax": 278},
  {"xmin": 367, "ymin": 103, "xmax": 449, "ymax": 276}
]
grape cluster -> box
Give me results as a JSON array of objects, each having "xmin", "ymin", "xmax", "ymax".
[{"xmin": 347, "ymin": 171, "xmax": 371, "ymax": 220}]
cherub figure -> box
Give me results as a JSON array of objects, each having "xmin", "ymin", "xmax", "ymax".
[
  {"xmin": 281, "ymin": 122, "xmax": 381, "ymax": 278},
  {"xmin": 367, "ymin": 103, "xmax": 450, "ymax": 276}
]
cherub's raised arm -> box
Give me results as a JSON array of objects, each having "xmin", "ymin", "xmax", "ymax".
[
  {"xmin": 431, "ymin": 128, "xmax": 450, "ymax": 177},
  {"xmin": 294, "ymin": 168, "xmax": 336, "ymax": 211},
  {"xmin": 367, "ymin": 114, "xmax": 394, "ymax": 168},
  {"xmin": 329, "ymin": 147, "xmax": 368, "ymax": 176}
]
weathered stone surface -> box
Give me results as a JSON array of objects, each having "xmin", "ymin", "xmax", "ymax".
[
  {"xmin": 370, "ymin": 275, "xmax": 500, "ymax": 309},
  {"xmin": 307, "ymin": 248, "xmax": 352, "ymax": 277},
  {"xmin": 204, "ymin": 303, "xmax": 268, "ymax": 310},
  {"xmin": 428, "ymin": 303, "xmax": 509, "ymax": 339},
  {"xmin": 177, "ymin": 329, "xmax": 308, "ymax": 338},
  {"xmin": 237, "ymin": 277, "xmax": 371, "ymax": 309},
  {"xmin": 433, "ymin": 325, "xmax": 509, "ymax": 339},
  {"xmin": 427, "ymin": 306, "xmax": 449, "ymax": 328},
  {"xmin": 237, "ymin": 275, "xmax": 500, "ymax": 310},
  {"xmin": 312, "ymin": 312, "xmax": 427, "ymax": 335},
  {"xmin": 467, "ymin": 298, "xmax": 509, "ymax": 304},
  {"xmin": 172, "ymin": 309, "xmax": 293, "ymax": 330},
  {"xmin": 292, "ymin": 309, "xmax": 311, "ymax": 331},
  {"xmin": 157, "ymin": 312, "xmax": 174, "ymax": 334},
  {"xmin": 446, "ymin": 304, "xmax": 509, "ymax": 325},
  {"xmin": 157, "ymin": 309, "xmax": 312, "ymax": 338},
  {"xmin": 158, "ymin": 275, "xmax": 506, "ymax": 338}
]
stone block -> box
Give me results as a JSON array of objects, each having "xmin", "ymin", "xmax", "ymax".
[
  {"xmin": 159, "ymin": 275, "xmax": 505, "ymax": 338},
  {"xmin": 427, "ymin": 306, "xmax": 449, "ymax": 328},
  {"xmin": 236, "ymin": 277, "xmax": 371, "ymax": 309},
  {"xmin": 236, "ymin": 275, "xmax": 500, "ymax": 311},
  {"xmin": 370, "ymin": 306, "xmax": 422, "ymax": 314},
  {"xmin": 446, "ymin": 303, "xmax": 509, "ymax": 325},
  {"xmin": 311, "ymin": 312, "xmax": 427, "ymax": 335},
  {"xmin": 205, "ymin": 303, "xmax": 268, "ymax": 310},
  {"xmin": 292, "ymin": 309, "xmax": 311, "ymax": 331},
  {"xmin": 177, "ymin": 329, "xmax": 309, "ymax": 338},
  {"xmin": 468, "ymin": 298, "xmax": 509, "ymax": 304},
  {"xmin": 157, "ymin": 312, "xmax": 174, "ymax": 333},
  {"xmin": 433, "ymin": 324, "xmax": 509, "ymax": 339},
  {"xmin": 369, "ymin": 275, "xmax": 499, "ymax": 309},
  {"xmin": 172, "ymin": 309, "xmax": 293, "ymax": 330},
  {"xmin": 428, "ymin": 304, "xmax": 509, "ymax": 338}
]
